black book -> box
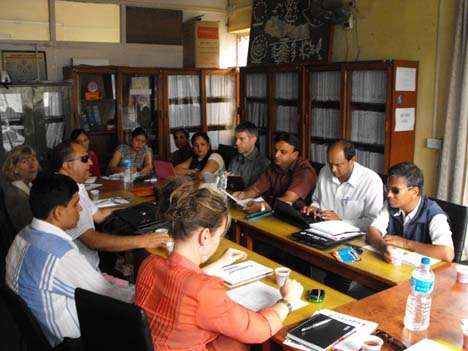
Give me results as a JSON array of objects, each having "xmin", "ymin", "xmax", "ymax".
[{"xmin": 286, "ymin": 313, "xmax": 356, "ymax": 351}]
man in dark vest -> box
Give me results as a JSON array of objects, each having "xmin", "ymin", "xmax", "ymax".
[{"xmin": 367, "ymin": 162, "xmax": 454, "ymax": 262}]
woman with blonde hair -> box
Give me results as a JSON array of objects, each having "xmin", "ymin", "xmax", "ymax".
[
  {"xmin": 136, "ymin": 180, "xmax": 303, "ymax": 350},
  {"xmin": 2, "ymin": 145, "xmax": 39, "ymax": 231}
]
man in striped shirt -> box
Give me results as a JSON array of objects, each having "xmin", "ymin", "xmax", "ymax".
[{"xmin": 6, "ymin": 174, "xmax": 134, "ymax": 348}]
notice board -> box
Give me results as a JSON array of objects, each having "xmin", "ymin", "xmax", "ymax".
[{"xmin": 248, "ymin": 0, "xmax": 333, "ymax": 65}]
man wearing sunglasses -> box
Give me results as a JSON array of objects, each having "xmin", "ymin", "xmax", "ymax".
[
  {"xmin": 367, "ymin": 162, "xmax": 454, "ymax": 263},
  {"xmin": 51, "ymin": 140, "xmax": 170, "ymax": 272}
]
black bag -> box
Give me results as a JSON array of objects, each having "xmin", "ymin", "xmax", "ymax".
[{"xmin": 97, "ymin": 202, "xmax": 167, "ymax": 235}]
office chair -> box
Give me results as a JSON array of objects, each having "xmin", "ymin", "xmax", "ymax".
[
  {"xmin": 429, "ymin": 197, "xmax": 468, "ymax": 263},
  {"xmin": 0, "ymin": 284, "xmax": 53, "ymax": 351},
  {"xmin": 75, "ymin": 288, "xmax": 154, "ymax": 351},
  {"xmin": 217, "ymin": 144, "xmax": 237, "ymax": 168}
]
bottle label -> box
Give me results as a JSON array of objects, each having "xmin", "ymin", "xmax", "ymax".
[{"xmin": 411, "ymin": 276, "xmax": 433, "ymax": 294}]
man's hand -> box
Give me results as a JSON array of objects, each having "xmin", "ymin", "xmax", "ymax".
[
  {"xmin": 243, "ymin": 201, "xmax": 270, "ymax": 214},
  {"xmin": 140, "ymin": 232, "xmax": 171, "ymax": 249},
  {"xmin": 302, "ymin": 205, "xmax": 320, "ymax": 217},
  {"xmin": 318, "ymin": 210, "xmax": 339, "ymax": 221}
]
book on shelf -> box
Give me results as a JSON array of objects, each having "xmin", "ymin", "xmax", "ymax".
[
  {"xmin": 213, "ymin": 260, "xmax": 273, "ymax": 288},
  {"xmin": 286, "ymin": 312, "xmax": 357, "ymax": 351}
]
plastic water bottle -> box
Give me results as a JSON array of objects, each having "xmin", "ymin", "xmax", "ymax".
[
  {"xmin": 122, "ymin": 159, "xmax": 133, "ymax": 187},
  {"xmin": 217, "ymin": 169, "xmax": 227, "ymax": 190},
  {"xmin": 403, "ymin": 257, "xmax": 434, "ymax": 331}
]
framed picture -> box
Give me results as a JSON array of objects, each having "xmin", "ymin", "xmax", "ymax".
[{"xmin": 1, "ymin": 50, "xmax": 47, "ymax": 82}]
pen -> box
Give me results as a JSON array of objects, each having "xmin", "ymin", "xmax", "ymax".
[{"xmin": 301, "ymin": 318, "xmax": 332, "ymax": 332}]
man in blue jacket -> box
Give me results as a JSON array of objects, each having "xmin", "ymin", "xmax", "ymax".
[{"xmin": 367, "ymin": 162, "xmax": 454, "ymax": 263}]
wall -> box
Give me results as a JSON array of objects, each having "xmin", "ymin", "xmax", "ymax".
[
  {"xmin": 0, "ymin": 1, "xmax": 237, "ymax": 80},
  {"xmin": 331, "ymin": 0, "xmax": 456, "ymax": 196}
]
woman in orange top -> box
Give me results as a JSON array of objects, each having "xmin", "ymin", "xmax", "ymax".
[{"xmin": 135, "ymin": 179, "xmax": 303, "ymax": 351}]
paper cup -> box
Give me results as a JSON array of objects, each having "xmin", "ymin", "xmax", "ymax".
[
  {"xmin": 165, "ymin": 241, "xmax": 175, "ymax": 253},
  {"xmin": 90, "ymin": 189, "xmax": 100, "ymax": 201},
  {"xmin": 391, "ymin": 249, "xmax": 402, "ymax": 266},
  {"xmin": 360, "ymin": 335, "xmax": 383, "ymax": 351},
  {"xmin": 456, "ymin": 265, "xmax": 468, "ymax": 284},
  {"xmin": 275, "ymin": 267, "xmax": 291, "ymax": 287}
]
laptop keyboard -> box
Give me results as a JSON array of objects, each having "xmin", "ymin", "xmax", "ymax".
[{"xmin": 290, "ymin": 230, "xmax": 344, "ymax": 250}]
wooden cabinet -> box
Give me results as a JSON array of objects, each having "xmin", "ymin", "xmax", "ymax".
[
  {"xmin": 65, "ymin": 66, "xmax": 239, "ymax": 164},
  {"xmin": 240, "ymin": 60, "xmax": 418, "ymax": 173},
  {"xmin": 0, "ymin": 82, "xmax": 73, "ymax": 167}
]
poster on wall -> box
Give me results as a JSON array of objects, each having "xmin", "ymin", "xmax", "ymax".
[
  {"xmin": 247, "ymin": 0, "xmax": 333, "ymax": 65},
  {"xmin": 1, "ymin": 50, "xmax": 47, "ymax": 82}
]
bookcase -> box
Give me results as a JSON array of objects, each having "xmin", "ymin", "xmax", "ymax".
[
  {"xmin": 240, "ymin": 60, "xmax": 418, "ymax": 174},
  {"xmin": 0, "ymin": 82, "xmax": 73, "ymax": 167},
  {"xmin": 65, "ymin": 66, "xmax": 239, "ymax": 165}
]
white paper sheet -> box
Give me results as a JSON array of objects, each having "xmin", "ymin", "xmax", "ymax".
[
  {"xmin": 395, "ymin": 108, "xmax": 415, "ymax": 132},
  {"xmin": 395, "ymin": 67, "xmax": 417, "ymax": 91}
]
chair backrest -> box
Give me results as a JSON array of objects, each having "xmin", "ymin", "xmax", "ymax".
[
  {"xmin": 75, "ymin": 288, "xmax": 154, "ymax": 351},
  {"xmin": 0, "ymin": 284, "xmax": 53, "ymax": 351},
  {"xmin": 429, "ymin": 197, "xmax": 468, "ymax": 263},
  {"xmin": 217, "ymin": 144, "xmax": 237, "ymax": 168}
]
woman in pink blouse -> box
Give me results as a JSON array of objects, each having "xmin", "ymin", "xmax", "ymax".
[{"xmin": 135, "ymin": 179, "xmax": 303, "ymax": 351}]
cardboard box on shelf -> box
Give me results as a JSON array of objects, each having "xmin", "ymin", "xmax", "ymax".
[{"xmin": 183, "ymin": 19, "xmax": 219, "ymax": 68}]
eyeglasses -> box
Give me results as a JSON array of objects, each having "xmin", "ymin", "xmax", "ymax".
[
  {"xmin": 375, "ymin": 329, "xmax": 407, "ymax": 350},
  {"xmin": 18, "ymin": 156, "xmax": 37, "ymax": 166},
  {"xmin": 67, "ymin": 155, "xmax": 89, "ymax": 163},
  {"xmin": 384, "ymin": 185, "xmax": 414, "ymax": 195}
]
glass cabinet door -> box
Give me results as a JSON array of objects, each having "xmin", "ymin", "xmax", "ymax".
[
  {"xmin": 242, "ymin": 71, "xmax": 268, "ymax": 153},
  {"xmin": 272, "ymin": 71, "xmax": 301, "ymax": 139},
  {"xmin": 204, "ymin": 71, "xmax": 237, "ymax": 150},
  {"xmin": 167, "ymin": 72, "xmax": 201, "ymax": 154},
  {"xmin": 120, "ymin": 72, "xmax": 161, "ymax": 158},
  {"xmin": 0, "ymin": 86, "xmax": 32, "ymax": 156}
]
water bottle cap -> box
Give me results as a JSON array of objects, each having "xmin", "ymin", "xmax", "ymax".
[
  {"xmin": 421, "ymin": 257, "xmax": 430, "ymax": 265},
  {"xmin": 218, "ymin": 168, "xmax": 224, "ymax": 175},
  {"xmin": 122, "ymin": 159, "xmax": 132, "ymax": 168}
]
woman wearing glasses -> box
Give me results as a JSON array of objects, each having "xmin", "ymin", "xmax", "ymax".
[
  {"xmin": 71, "ymin": 128, "xmax": 101, "ymax": 176},
  {"xmin": 1, "ymin": 145, "xmax": 39, "ymax": 232},
  {"xmin": 136, "ymin": 180, "xmax": 303, "ymax": 351},
  {"xmin": 107, "ymin": 127, "xmax": 153, "ymax": 176}
]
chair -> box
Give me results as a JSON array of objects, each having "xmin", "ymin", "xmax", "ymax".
[
  {"xmin": 75, "ymin": 288, "xmax": 154, "ymax": 351},
  {"xmin": 0, "ymin": 284, "xmax": 53, "ymax": 351},
  {"xmin": 429, "ymin": 197, "xmax": 468, "ymax": 263},
  {"xmin": 217, "ymin": 144, "xmax": 237, "ymax": 168}
]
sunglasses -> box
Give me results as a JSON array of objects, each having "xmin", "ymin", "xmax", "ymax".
[
  {"xmin": 384, "ymin": 185, "xmax": 414, "ymax": 195},
  {"xmin": 375, "ymin": 329, "xmax": 407, "ymax": 350},
  {"xmin": 68, "ymin": 155, "xmax": 90, "ymax": 163}
]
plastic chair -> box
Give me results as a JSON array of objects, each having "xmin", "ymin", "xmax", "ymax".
[
  {"xmin": 0, "ymin": 284, "xmax": 53, "ymax": 351},
  {"xmin": 429, "ymin": 197, "xmax": 468, "ymax": 263},
  {"xmin": 75, "ymin": 288, "xmax": 154, "ymax": 351}
]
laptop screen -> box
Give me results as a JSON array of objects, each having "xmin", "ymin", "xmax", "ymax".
[{"xmin": 153, "ymin": 160, "xmax": 176, "ymax": 180}]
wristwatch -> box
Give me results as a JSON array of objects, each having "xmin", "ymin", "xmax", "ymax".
[
  {"xmin": 260, "ymin": 202, "xmax": 266, "ymax": 212},
  {"xmin": 277, "ymin": 298, "xmax": 293, "ymax": 313}
]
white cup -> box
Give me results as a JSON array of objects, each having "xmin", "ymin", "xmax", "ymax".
[
  {"xmin": 456, "ymin": 265, "xmax": 468, "ymax": 284},
  {"xmin": 360, "ymin": 335, "xmax": 383, "ymax": 351},
  {"xmin": 90, "ymin": 189, "xmax": 100, "ymax": 201},
  {"xmin": 391, "ymin": 248, "xmax": 403, "ymax": 266},
  {"xmin": 275, "ymin": 267, "xmax": 291, "ymax": 287},
  {"xmin": 166, "ymin": 241, "xmax": 175, "ymax": 253}
]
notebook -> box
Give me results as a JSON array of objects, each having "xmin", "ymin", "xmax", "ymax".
[
  {"xmin": 287, "ymin": 313, "xmax": 356, "ymax": 351},
  {"xmin": 271, "ymin": 198, "xmax": 322, "ymax": 229},
  {"xmin": 213, "ymin": 260, "xmax": 273, "ymax": 288},
  {"xmin": 153, "ymin": 160, "xmax": 176, "ymax": 180}
]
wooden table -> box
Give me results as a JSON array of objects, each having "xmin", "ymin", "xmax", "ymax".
[
  {"xmin": 147, "ymin": 238, "xmax": 354, "ymax": 351},
  {"xmin": 229, "ymin": 206, "xmax": 446, "ymax": 291},
  {"xmin": 275, "ymin": 263, "xmax": 468, "ymax": 350},
  {"xmin": 91, "ymin": 176, "xmax": 156, "ymax": 201}
]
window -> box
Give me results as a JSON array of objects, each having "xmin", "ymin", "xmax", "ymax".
[
  {"xmin": 55, "ymin": 1, "xmax": 119, "ymax": 43},
  {"xmin": 0, "ymin": 0, "xmax": 49, "ymax": 41}
]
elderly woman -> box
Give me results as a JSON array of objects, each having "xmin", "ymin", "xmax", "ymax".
[
  {"xmin": 107, "ymin": 127, "xmax": 153, "ymax": 176},
  {"xmin": 1, "ymin": 145, "xmax": 39, "ymax": 232},
  {"xmin": 136, "ymin": 180, "xmax": 303, "ymax": 350}
]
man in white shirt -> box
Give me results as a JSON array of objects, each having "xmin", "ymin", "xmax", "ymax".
[
  {"xmin": 51, "ymin": 140, "xmax": 169, "ymax": 270},
  {"xmin": 304, "ymin": 140, "xmax": 383, "ymax": 232},
  {"xmin": 6, "ymin": 174, "xmax": 134, "ymax": 348},
  {"xmin": 368, "ymin": 162, "xmax": 454, "ymax": 263}
]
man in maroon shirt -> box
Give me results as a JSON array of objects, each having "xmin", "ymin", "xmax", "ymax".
[
  {"xmin": 234, "ymin": 132, "xmax": 317, "ymax": 213},
  {"xmin": 171, "ymin": 128, "xmax": 193, "ymax": 166}
]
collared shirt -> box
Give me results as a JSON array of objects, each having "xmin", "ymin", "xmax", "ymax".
[
  {"xmin": 371, "ymin": 198, "xmax": 454, "ymax": 247},
  {"xmin": 171, "ymin": 143, "xmax": 193, "ymax": 166},
  {"xmin": 251, "ymin": 158, "xmax": 317, "ymax": 209},
  {"xmin": 311, "ymin": 162, "xmax": 383, "ymax": 231},
  {"xmin": 228, "ymin": 147, "xmax": 271, "ymax": 187},
  {"xmin": 66, "ymin": 183, "xmax": 100, "ymax": 269},
  {"xmin": 6, "ymin": 218, "xmax": 134, "ymax": 347},
  {"xmin": 136, "ymin": 252, "xmax": 282, "ymax": 351}
]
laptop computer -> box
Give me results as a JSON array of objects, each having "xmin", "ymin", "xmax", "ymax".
[
  {"xmin": 113, "ymin": 202, "xmax": 166, "ymax": 234},
  {"xmin": 290, "ymin": 230, "xmax": 363, "ymax": 250},
  {"xmin": 227, "ymin": 175, "xmax": 245, "ymax": 191},
  {"xmin": 271, "ymin": 198, "xmax": 321, "ymax": 229},
  {"xmin": 153, "ymin": 160, "xmax": 176, "ymax": 180}
]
